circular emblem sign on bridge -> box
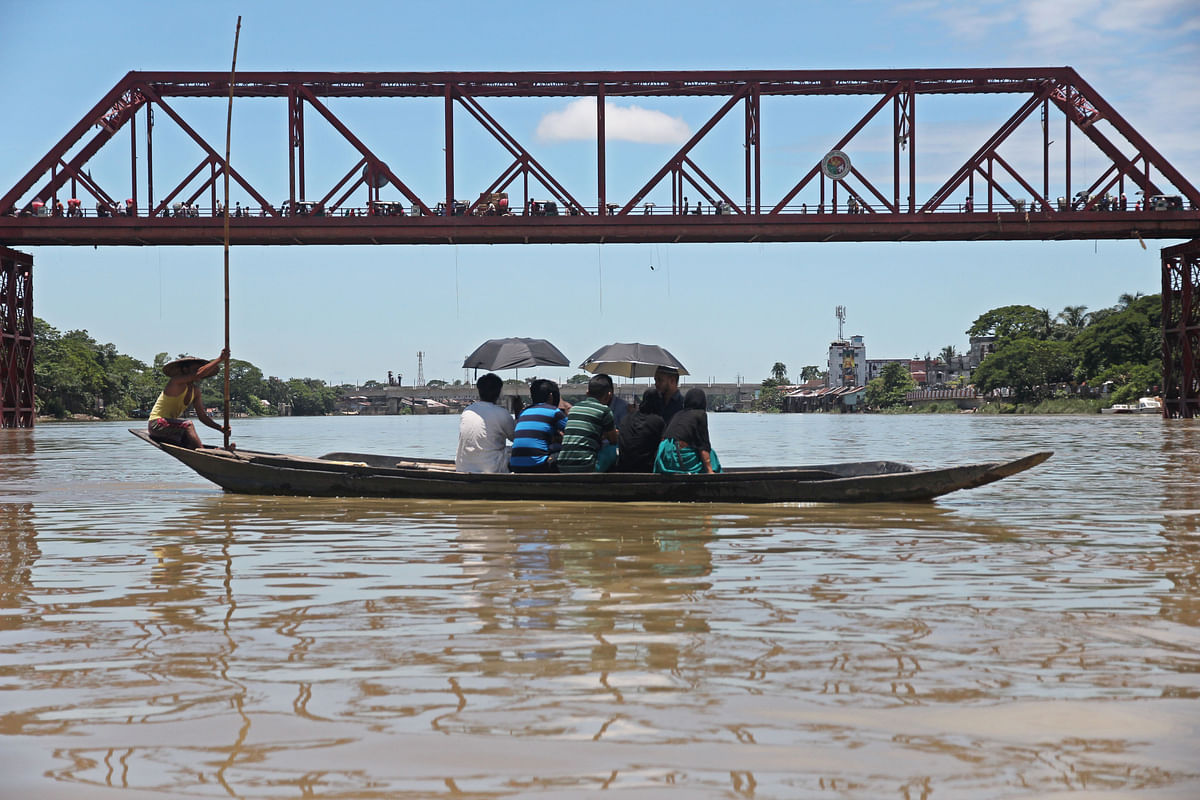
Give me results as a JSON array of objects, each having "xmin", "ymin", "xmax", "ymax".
[
  {"xmin": 363, "ymin": 162, "xmax": 389, "ymax": 189},
  {"xmin": 820, "ymin": 150, "xmax": 851, "ymax": 181}
]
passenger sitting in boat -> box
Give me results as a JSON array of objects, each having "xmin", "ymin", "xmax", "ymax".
[
  {"xmin": 455, "ymin": 372, "xmax": 515, "ymax": 474},
  {"xmin": 616, "ymin": 388, "xmax": 665, "ymax": 473},
  {"xmin": 510, "ymin": 379, "xmax": 568, "ymax": 474},
  {"xmin": 654, "ymin": 365, "xmax": 684, "ymax": 426},
  {"xmin": 654, "ymin": 388, "xmax": 721, "ymax": 475},
  {"xmin": 556, "ymin": 373, "xmax": 619, "ymax": 473},
  {"xmin": 148, "ymin": 350, "xmax": 230, "ymax": 449}
]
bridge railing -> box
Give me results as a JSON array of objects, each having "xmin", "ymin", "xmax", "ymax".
[{"xmin": 11, "ymin": 199, "xmax": 1194, "ymax": 219}]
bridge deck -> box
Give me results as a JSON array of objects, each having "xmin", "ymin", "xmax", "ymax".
[{"xmin": 3, "ymin": 211, "xmax": 1196, "ymax": 247}]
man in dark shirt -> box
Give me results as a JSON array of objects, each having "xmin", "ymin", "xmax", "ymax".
[
  {"xmin": 616, "ymin": 388, "xmax": 665, "ymax": 472},
  {"xmin": 655, "ymin": 366, "xmax": 684, "ymax": 426}
]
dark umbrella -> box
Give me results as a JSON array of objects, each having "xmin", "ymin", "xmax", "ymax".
[
  {"xmin": 462, "ymin": 338, "xmax": 570, "ymax": 372},
  {"xmin": 578, "ymin": 342, "xmax": 689, "ymax": 378}
]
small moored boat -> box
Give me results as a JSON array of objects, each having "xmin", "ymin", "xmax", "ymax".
[{"xmin": 131, "ymin": 429, "xmax": 1051, "ymax": 504}]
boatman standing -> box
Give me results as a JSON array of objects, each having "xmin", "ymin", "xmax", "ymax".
[{"xmin": 147, "ymin": 350, "xmax": 230, "ymax": 449}]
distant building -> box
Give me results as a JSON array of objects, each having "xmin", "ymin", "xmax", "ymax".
[
  {"xmin": 822, "ymin": 333, "xmax": 998, "ymax": 392},
  {"xmin": 866, "ymin": 357, "xmax": 912, "ymax": 383},
  {"xmin": 826, "ymin": 334, "xmax": 866, "ymax": 387},
  {"xmin": 968, "ymin": 335, "xmax": 997, "ymax": 367}
]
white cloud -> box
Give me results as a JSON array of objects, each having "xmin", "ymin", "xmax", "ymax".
[{"xmin": 536, "ymin": 98, "xmax": 691, "ymax": 144}]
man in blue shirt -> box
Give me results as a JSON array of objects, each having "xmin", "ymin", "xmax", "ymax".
[{"xmin": 510, "ymin": 379, "xmax": 569, "ymax": 473}]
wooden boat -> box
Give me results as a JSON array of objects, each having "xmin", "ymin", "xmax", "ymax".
[{"xmin": 131, "ymin": 429, "xmax": 1051, "ymax": 504}]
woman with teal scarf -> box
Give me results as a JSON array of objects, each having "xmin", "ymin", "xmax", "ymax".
[{"xmin": 653, "ymin": 388, "xmax": 722, "ymax": 474}]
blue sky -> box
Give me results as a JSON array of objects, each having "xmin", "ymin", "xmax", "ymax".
[{"xmin": 2, "ymin": 0, "xmax": 1197, "ymax": 386}]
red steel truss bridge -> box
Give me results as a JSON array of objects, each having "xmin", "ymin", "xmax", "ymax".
[
  {"xmin": 1, "ymin": 67, "xmax": 1197, "ymax": 420},
  {"xmin": 1, "ymin": 67, "xmax": 1198, "ymax": 246}
]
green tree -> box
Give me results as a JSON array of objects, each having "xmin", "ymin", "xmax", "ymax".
[
  {"xmin": 224, "ymin": 358, "xmax": 267, "ymax": 415},
  {"xmin": 754, "ymin": 384, "xmax": 784, "ymax": 412},
  {"xmin": 771, "ymin": 362, "xmax": 788, "ymax": 383},
  {"xmin": 260, "ymin": 376, "xmax": 290, "ymax": 409},
  {"xmin": 799, "ymin": 365, "xmax": 822, "ymax": 382},
  {"xmin": 1071, "ymin": 295, "xmax": 1160, "ymax": 381},
  {"xmin": 967, "ymin": 304, "xmax": 1053, "ymax": 342},
  {"xmin": 1117, "ymin": 292, "xmax": 1144, "ymax": 310},
  {"xmin": 972, "ymin": 337, "xmax": 1075, "ymax": 403},
  {"xmin": 1056, "ymin": 305, "xmax": 1089, "ymax": 338},
  {"xmin": 863, "ymin": 362, "xmax": 916, "ymax": 409},
  {"xmin": 939, "ymin": 345, "xmax": 957, "ymax": 365},
  {"xmin": 31, "ymin": 319, "xmax": 155, "ymax": 418},
  {"xmin": 286, "ymin": 378, "xmax": 338, "ymax": 415},
  {"xmin": 1094, "ymin": 362, "xmax": 1160, "ymax": 405},
  {"xmin": 566, "ymin": 373, "xmax": 591, "ymax": 384}
]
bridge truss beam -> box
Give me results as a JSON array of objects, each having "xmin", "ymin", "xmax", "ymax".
[
  {"xmin": 1, "ymin": 248, "xmax": 34, "ymax": 428},
  {"xmin": 1162, "ymin": 240, "xmax": 1200, "ymax": 419},
  {"xmin": 1, "ymin": 68, "xmax": 1197, "ymax": 246}
]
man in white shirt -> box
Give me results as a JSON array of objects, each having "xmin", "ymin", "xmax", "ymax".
[{"xmin": 455, "ymin": 372, "xmax": 515, "ymax": 473}]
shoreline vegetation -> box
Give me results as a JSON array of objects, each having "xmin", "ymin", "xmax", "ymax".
[
  {"xmin": 29, "ymin": 290, "xmax": 1160, "ymax": 421},
  {"xmin": 759, "ymin": 292, "xmax": 1162, "ymax": 416},
  {"xmin": 36, "ymin": 397, "xmax": 1110, "ymax": 422}
]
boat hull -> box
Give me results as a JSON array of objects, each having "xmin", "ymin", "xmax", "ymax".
[{"xmin": 132, "ymin": 429, "xmax": 1051, "ymax": 504}]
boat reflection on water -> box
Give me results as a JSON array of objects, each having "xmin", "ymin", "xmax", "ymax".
[{"xmin": 456, "ymin": 507, "xmax": 714, "ymax": 673}]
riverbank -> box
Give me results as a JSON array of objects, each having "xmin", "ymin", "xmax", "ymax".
[{"xmin": 854, "ymin": 398, "xmax": 1107, "ymax": 415}]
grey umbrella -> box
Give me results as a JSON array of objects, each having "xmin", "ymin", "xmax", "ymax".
[
  {"xmin": 462, "ymin": 338, "xmax": 570, "ymax": 372},
  {"xmin": 578, "ymin": 342, "xmax": 689, "ymax": 378}
]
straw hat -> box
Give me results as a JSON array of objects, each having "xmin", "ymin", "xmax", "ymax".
[{"xmin": 162, "ymin": 356, "xmax": 207, "ymax": 378}]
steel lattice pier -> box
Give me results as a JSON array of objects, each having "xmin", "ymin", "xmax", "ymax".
[
  {"xmin": 1, "ymin": 247, "xmax": 34, "ymax": 428},
  {"xmin": 1162, "ymin": 240, "xmax": 1200, "ymax": 419}
]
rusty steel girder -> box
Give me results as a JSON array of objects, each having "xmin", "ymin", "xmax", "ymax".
[
  {"xmin": 1162, "ymin": 240, "xmax": 1200, "ymax": 419},
  {"xmin": 1, "ymin": 67, "xmax": 1197, "ymax": 246},
  {"xmin": 1, "ymin": 248, "xmax": 34, "ymax": 428}
]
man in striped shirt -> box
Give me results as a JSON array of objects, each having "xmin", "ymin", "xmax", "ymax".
[
  {"xmin": 510, "ymin": 379, "xmax": 568, "ymax": 473},
  {"xmin": 557, "ymin": 374, "xmax": 619, "ymax": 473}
]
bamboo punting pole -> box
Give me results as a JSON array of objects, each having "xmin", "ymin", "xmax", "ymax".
[{"xmin": 222, "ymin": 16, "xmax": 241, "ymax": 449}]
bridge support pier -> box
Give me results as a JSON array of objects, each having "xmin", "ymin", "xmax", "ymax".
[
  {"xmin": 1162, "ymin": 240, "xmax": 1200, "ymax": 419},
  {"xmin": 1, "ymin": 247, "xmax": 35, "ymax": 428}
]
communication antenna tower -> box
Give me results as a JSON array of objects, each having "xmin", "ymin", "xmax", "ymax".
[
  {"xmin": 835, "ymin": 305, "xmax": 846, "ymax": 340},
  {"xmin": 416, "ymin": 351, "xmax": 425, "ymax": 386}
]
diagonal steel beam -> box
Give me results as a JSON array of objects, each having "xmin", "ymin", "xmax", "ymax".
[
  {"xmin": 681, "ymin": 156, "xmax": 743, "ymax": 213},
  {"xmin": 619, "ymin": 86, "xmax": 750, "ymax": 216},
  {"xmin": 0, "ymin": 75, "xmax": 138, "ymax": 214},
  {"xmin": 54, "ymin": 157, "xmax": 118, "ymax": 210},
  {"xmin": 771, "ymin": 83, "xmax": 904, "ymax": 214},
  {"xmin": 318, "ymin": 156, "xmax": 368, "ymax": 211},
  {"xmin": 922, "ymin": 86, "xmax": 1052, "ymax": 212},
  {"xmin": 138, "ymin": 82, "xmax": 280, "ymax": 216},
  {"xmin": 454, "ymin": 90, "xmax": 588, "ymax": 214},
  {"xmin": 1064, "ymin": 69, "xmax": 1200, "ymax": 207},
  {"xmin": 296, "ymin": 85, "xmax": 431, "ymax": 215},
  {"xmin": 990, "ymin": 152, "xmax": 1053, "ymax": 211},
  {"xmin": 152, "ymin": 156, "xmax": 215, "ymax": 216},
  {"xmin": 847, "ymin": 166, "xmax": 896, "ymax": 213}
]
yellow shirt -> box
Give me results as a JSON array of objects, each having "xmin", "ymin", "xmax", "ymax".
[{"xmin": 149, "ymin": 386, "xmax": 194, "ymax": 422}]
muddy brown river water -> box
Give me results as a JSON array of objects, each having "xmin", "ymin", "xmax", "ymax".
[{"xmin": 1, "ymin": 413, "xmax": 1198, "ymax": 798}]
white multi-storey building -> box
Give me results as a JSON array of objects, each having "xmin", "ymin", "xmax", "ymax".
[{"xmin": 827, "ymin": 335, "xmax": 867, "ymax": 387}]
